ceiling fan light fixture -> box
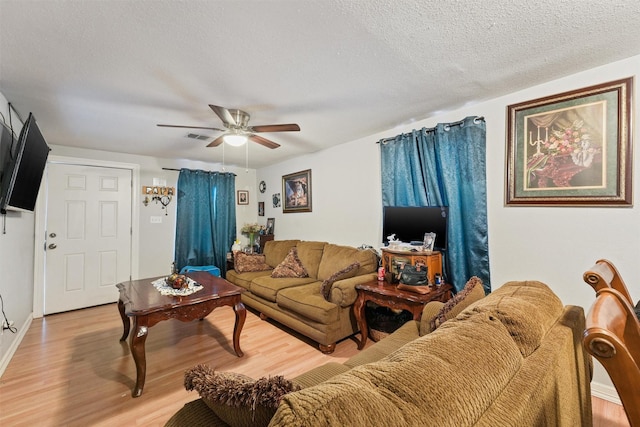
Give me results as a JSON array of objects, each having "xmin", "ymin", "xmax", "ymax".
[{"xmin": 224, "ymin": 133, "xmax": 248, "ymax": 147}]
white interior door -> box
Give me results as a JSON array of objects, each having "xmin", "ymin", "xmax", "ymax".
[{"xmin": 44, "ymin": 163, "xmax": 132, "ymax": 314}]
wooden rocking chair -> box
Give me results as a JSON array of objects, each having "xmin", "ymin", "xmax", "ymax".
[{"xmin": 583, "ymin": 259, "xmax": 640, "ymax": 427}]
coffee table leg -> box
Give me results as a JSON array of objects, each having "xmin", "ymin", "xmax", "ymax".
[
  {"xmin": 353, "ymin": 293, "xmax": 368, "ymax": 350},
  {"xmin": 130, "ymin": 316, "xmax": 148, "ymax": 397},
  {"xmin": 232, "ymin": 300, "xmax": 246, "ymax": 357},
  {"xmin": 118, "ymin": 299, "xmax": 130, "ymax": 341}
]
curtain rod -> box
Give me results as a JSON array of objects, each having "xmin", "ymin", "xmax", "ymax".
[
  {"xmin": 377, "ymin": 116, "xmax": 485, "ymax": 144},
  {"xmin": 162, "ymin": 167, "xmax": 236, "ymax": 176}
]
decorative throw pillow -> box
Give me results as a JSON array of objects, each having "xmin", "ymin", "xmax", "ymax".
[
  {"xmin": 321, "ymin": 262, "xmax": 360, "ymax": 301},
  {"xmin": 184, "ymin": 364, "xmax": 300, "ymax": 427},
  {"xmin": 429, "ymin": 276, "xmax": 485, "ymax": 331},
  {"xmin": 234, "ymin": 252, "xmax": 271, "ymax": 273},
  {"xmin": 271, "ymin": 247, "xmax": 309, "ymax": 278}
]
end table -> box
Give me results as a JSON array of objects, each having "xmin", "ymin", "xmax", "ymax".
[{"xmin": 353, "ymin": 280, "xmax": 452, "ymax": 349}]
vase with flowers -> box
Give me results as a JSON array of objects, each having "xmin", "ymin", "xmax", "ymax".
[{"xmin": 241, "ymin": 223, "xmax": 263, "ymax": 253}]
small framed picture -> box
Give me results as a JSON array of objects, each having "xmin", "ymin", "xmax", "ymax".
[
  {"xmin": 237, "ymin": 190, "xmax": 249, "ymax": 205},
  {"xmin": 266, "ymin": 218, "xmax": 275, "ymax": 235},
  {"xmin": 258, "ymin": 201, "xmax": 265, "ymax": 216}
]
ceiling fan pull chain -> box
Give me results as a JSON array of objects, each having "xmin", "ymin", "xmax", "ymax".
[
  {"xmin": 245, "ymin": 141, "xmax": 249, "ymax": 172},
  {"xmin": 222, "ymin": 140, "xmax": 226, "ymax": 172}
]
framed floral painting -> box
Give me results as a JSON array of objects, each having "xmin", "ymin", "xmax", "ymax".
[{"xmin": 506, "ymin": 77, "xmax": 633, "ymax": 206}]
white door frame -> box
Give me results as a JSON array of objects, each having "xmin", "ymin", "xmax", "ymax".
[{"xmin": 33, "ymin": 155, "xmax": 140, "ymax": 318}]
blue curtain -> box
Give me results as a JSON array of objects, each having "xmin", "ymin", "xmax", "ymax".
[
  {"xmin": 174, "ymin": 169, "xmax": 236, "ymax": 275},
  {"xmin": 380, "ymin": 116, "xmax": 490, "ymax": 293}
]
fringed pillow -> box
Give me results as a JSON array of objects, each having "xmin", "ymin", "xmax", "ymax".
[
  {"xmin": 321, "ymin": 262, "xmax": 360, "ymax": 301},
  {"xmin": 184, "ymin": 364, "xmax": 300, "ymax": 427},
  {"xmin": 271, "ymin": 247, "xmax": 309, "ymax": 278},
  {"xmin": 428, "ymin": 276, "xmax": 485, "ymax": 332},
  {"xmin": 234, "ymin": 252, "xmax": 271, "ymax": 273}
]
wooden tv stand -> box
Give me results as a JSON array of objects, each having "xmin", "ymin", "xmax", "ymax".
[{"xmin": 381, "ymin": 247, "xmax": 443, "ymax": 284}]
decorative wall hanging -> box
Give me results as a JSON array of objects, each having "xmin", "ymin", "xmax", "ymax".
[
  {"xmin": 258, "ymin": 201, "xmax": 264, "ymax": 216},
  {"xmin": 272, "ymin": 193, "xmax": 281, "ymax": 208},
  {"xmin": 237, "ymin": 190, "xmax": 249, "ymax": 205},
  {"xmin": 506, "ymin": 77, "xmax": 633, "ymax": 206},
  {"xmin": 282, "ymin": 169, "xmax": 312, "ymax": 213}
]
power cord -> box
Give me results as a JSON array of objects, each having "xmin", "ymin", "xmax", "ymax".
[{"xmin": 0, "ymin": 293, "xmax": 17, "ymax": 334}]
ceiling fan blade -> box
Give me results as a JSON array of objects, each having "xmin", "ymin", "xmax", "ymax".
[
  {"xmin": 209, "ymin": 104, "xmax": 236, "ymax": 126},
  {"xmin": 157, "ymin": 124, "xmax": 224, "ymax": 131},
  {"xmin": 206, "ymin": 135, "xmax": 226, "ymax": 147},
  {"xmin": 249, "ymin": 134, "xmax": 280, "ymax": 149},
  {"xmin": 251, "ymin": 124, "xmax": 300, "ymax": 133}
]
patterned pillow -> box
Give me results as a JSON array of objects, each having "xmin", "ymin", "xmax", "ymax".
[
  {"xmin": 234, "ymin": 252, "xmax": 271, "ymax": 273},
  {"xmin": 271, "ymin": 247, "xmax": 309, "ymax": 278},
  {"xmin": 429, "ymin": 276, "xmax": 485, "ymax": 331},
  {"xmin": 321, "ymin": 262, "xmax": 360, "ymax": 301},
  {"xmin": 184, "ymin": 364, "xmax": 300, "ymax": 427}
]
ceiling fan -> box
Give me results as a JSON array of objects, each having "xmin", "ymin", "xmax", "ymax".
[{"xmin": 157, "ymin": 104, "xmax": 300, "ymax": 149}]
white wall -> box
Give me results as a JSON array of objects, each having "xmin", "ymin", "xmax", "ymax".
[
  {"xmin": 257, "ymin": 54, "xmax": 640, "ymax": 401},
  {"xmin": 0, "ymin": 94, "xmax": 32, "ymax": 373}
]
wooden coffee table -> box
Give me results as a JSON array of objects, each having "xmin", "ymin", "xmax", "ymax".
[
  {"xmin": 117, "ymin": 271, "xmax": 246, "ymax": 397},
  {"xmin": 353, "ymin": 280, "xmax": 452, "ymax": 349}
]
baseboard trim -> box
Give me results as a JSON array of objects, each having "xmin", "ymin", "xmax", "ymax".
[
  {"xmin": 0, "ymin": 313, "xmax": 32, "ymax": 378},
  {"xmin": 591, "ymin": 381, "xmax": 621, "ymax": 405}
]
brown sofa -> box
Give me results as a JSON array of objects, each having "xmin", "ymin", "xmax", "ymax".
[
  {"xmin": 166, "ymin": 280, "xmax": 593, "ymax": 426},
  {"xmin": 225, "ymin": 240, "xmax": 378, "ymax": 353}
]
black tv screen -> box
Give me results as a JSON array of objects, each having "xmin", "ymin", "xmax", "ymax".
[
  {"xmin": 382, "ymin": 206, "xmax": 449, "ymax": 250},
  {"xmin": 0, "ymin": 113, "xmax": 50, "ymax": 213}
]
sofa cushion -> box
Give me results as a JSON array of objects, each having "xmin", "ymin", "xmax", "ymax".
[
  {"xmin": 321, "ymin": 262, "xmax": 360, "ymax": 301},
  {"xmin": 184, "ymin": 365, "xmax": 299, "ymax": 427},
  {"xmin": 464, "ymin": 280, "xmax": 564, "ymax": 357},
  {"xmin": 225, "ymin": 269, "xmax": 272, "ymax": 291},
  {"xmin": 164, "ymin": 398, "xmax": 229, "ymax": 427},
  {"xmin": 250, "ymin": 275, "xmax": 318, "ymax": 302},
  {"xmin": 316, "ymin": 244, "xmax": 378, "ymax": 281},
  {"xmin": 263, "ymin": 240, "xmax": 300, "ymax": 268},
  {"xmin": 426, "ymin": 276, "xmax": 485, "ymax": 333},
  {"xmin": 295, "ymin": 241, "xmax": 327, "ymax": 279},
  {"xmin": 271, "ymin": 247, "xmax": 309, "ymax": 278},
  {"xmin": 277, "ymin": 282, "xmax": 340, "ymax": 324},
  {"xmin": 271, "ymin": 310, "xmax": 523, "ymax": 426},
  {"xmin": 233, "ymin": 252, "xmax": 271, "ymax": 273}
]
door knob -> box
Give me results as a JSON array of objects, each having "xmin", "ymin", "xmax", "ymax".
[{"xmin": 48, "ymin": 243, "xmax": 57, "ymax": 250}]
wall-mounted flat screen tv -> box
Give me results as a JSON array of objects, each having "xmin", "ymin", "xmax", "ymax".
[
  {"xmin": 0, "ymin": 113, "xmax": 50, "ymax": 213},
  {"xmin": 382, "ymin": 206, "xmax": 449, "ymax": 250}
]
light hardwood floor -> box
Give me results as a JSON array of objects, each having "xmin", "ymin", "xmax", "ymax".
[{"xmin": 0, "ymin": 303, "xmax": 630, "ymax": 426}]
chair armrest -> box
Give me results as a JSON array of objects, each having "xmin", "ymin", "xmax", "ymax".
[{"xmin": 584, "ymin": 259, "xmax": 634, "ymax": 305}]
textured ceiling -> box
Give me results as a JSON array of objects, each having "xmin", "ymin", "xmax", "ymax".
[{"xmin": 1, "ymin": 0, "xmax": 640, "ymax": 168}]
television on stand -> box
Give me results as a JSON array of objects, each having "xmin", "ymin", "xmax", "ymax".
[
  {"xmin": 382, "ymin": 206, "xmax": 449, "ymax": 251},
  {"xmin": 0, "ymin": 113, "xmax": 51, "ymax": 213}
]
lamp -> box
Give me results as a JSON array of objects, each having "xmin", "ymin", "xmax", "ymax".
[{"xmin": 224, "ymin": 132, "xmax": 248, "ymax": 147}]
